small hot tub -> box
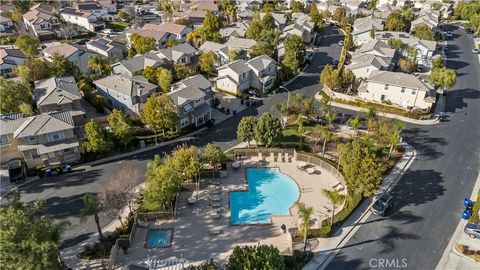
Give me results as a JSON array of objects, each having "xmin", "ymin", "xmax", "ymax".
[{"xmin": 145, "ymin": 228, "xmax": 173, "ymax": 248}]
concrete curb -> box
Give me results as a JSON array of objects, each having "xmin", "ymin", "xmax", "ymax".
[
  {"xmin": 315, "ymin": 93, "xmax": 440, "ymax": 126},
  {"xmin": 304, "ymin": 143, "xmax": 416, "ymax": 270}
]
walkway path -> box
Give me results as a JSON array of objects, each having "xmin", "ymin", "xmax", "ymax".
[{"xmin": 304, "ymin": 142, "xmax": 416, "ymax": 270}]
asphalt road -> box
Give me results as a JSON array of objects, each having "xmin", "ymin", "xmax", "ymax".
[
  {"xmin": 325, "ymin": 25, "xmax": 480, "ymax": 270},
  {"xmin": 19, "ymin": 26, "xmax": 345, "ymax": 249}
]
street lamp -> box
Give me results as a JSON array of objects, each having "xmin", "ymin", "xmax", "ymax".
[{"xmin": 279, "ymin": 86, "xmax": 291, "ymax": 109}]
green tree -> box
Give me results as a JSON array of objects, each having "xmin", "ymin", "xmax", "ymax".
[
  {"xmin": 203, "ymin": 143, "xmax": 226, "ymax": 176},
  {"xmin": 15, "ymin": 35, "xmax": 39, "ymax": 58},
  {"xmin": 130, "ymin": 33, "xmax": 156, "ymax": 54},
  {"xmin": 0, "ymin": 78, "xmax": 33, "ymax": 114},
  {"xmin": 225, "ymin": 3, "xmax": 237, "ymax": 24},
  {"xmin": 157, "ymin": 67, "xmax": 173, "ymax": 92},
  {"xmin": 187, "ymin": 259, "xmax": 220, "ymax": 270},
  {"xmin": 0, "ymin": 190, "xmax": 68, "ymax": 270},
  {"xmin": 16, "ymin": 58, "xmax": 51, "ymax": 83},
  {"xmin": 141, "ymin": 93, "xmax": 178, "ymax": 142},
  {"xmin": 246, "ymin": 20, "xmax": 263, "ymax": 40},
  {"xmin": 282, "ymin": 34, "xmax": 305, "ymax": 74},
  {"xmin": 173, "ymin": 64, "xmax": 194, "ymax": 80},
  {"xmin": 386, "ymin": 119, "xmax": 405, "ymax": 156},
  {"xmin": 322, "ymin": 189, "xmax": 345, "ymax": 225},
  {"xmin": 228, "ymin": 49, "xmax": 241, "ymax": 61},
  {"xmin": 19, "ymin": 102, "xmax": 34, "ymax": 116},
  {"xmin": 167, "ymin": 38, "xmax": 178, "ymax": 48},
  {"xmin": 84, "ymin": 119, "xmax": 114, "ymax": 153},
  {"xmin": 118, "ymin": 10, "xmax": 130, "ymax": 21},
  {"xmin": 297, "ymin": 115, "xmax": 305, "ymax": 147},
  {"xmin": 332, "ymin": 7, "xmax": 347, "ymax": 22},
  {"xmin": 80, "ymin": 193, "xmax": 103, "ymax": 240},
  {"xmin": 388, "ymin": 38, "xmax": 405, "ymax": 51},
  {"xmin": 142, "ymin": 66, "xmax": 160, "ymax": 84},
  {"xmin": 385, "ymin": 12, "xmax": 406, "ymax": 32},
  {"xmin": 369, "ymin": 0, "xmax": 378, "ymax": 10},
  {"xmin": 432, "ymin": 56, "xmax": 443, "ymax": 69},
  {"xmin": 237, "ymin": 116, "xmax": 257, "ymax": 147},
  {"xmin": 49, "ymin": 54, "xmax": 79, "ymax": 77},
  {"xmin": 198, "ymin": 11, "xmax": 222, "ymax": 42},
  {"xmin": 412, "ymin": 23, "xmax": 435, "ymax": 40},
  {"xmin": 88, "ymin": 55, "xmax": 112, "ymax": 77},
  {"xmin": 341, "ymin": 69, "xmax": 356, "ymax": 92},
  {"xmin": 398, "ymin": 58, "xmax": 416, "ymax": 74},
  {"xmin": 199, "ymin": 51, "xmax": 217, "ymax": 78},
  {"xmin": 168, "ymin": 145, "xmax": 201, "ymax": 182},
  {"xmin": 309, "ymin": 4, "xmax": 324, "ymax": 31},
  {"xmin": 249, "ymin": 42, "xmax": 274, "ymax": 58},
  {"xmin": 296, "ymin": 202, "xmax": 313, "ymax": 254},
  {"xmin": 107, "ymin": 109, "xmax": 133, "ymax": 148},
  {"xmin": 291, "ymin": 1, "xmax": 304, "ymax": 13},
  {"xmin": 430, "ymin": 67, "xmax": 457, "ymax": 92},
  {"xmin": 144, "ymin": 160, "xmax": 182, "ymax": 215},
  {"xmin": 400, "ymin": 6, "xmax": 415, "ymax": 23},
  {"xmin": 255, "ymin": 112, "xmax": 282, "ymax": 147},
  {"xmin": 227, "ymin": 245, "xmax": 285, "ymax": 270},
  {"xmin": 348, "ymin": 116, "xmax": 361, "ymax": 137},
  {"xmin": 338, "ymin": 138, "xmax": 385, "ymax": 197},
  {"xmin": 320, "ymin": 127, "xmax": 337, "ymax": 156},
  {"xmin": 320, "ymin": 64, "xmax": 341, "ymax": 90},
  {"xmin": 262, "ymin": 13, "xmax": 276, "ymax": 31}
]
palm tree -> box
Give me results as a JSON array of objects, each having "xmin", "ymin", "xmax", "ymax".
[
  {"xmin": 387, "ymin": 119, "xmax": 405, "ymax": 156},
  {"xmin": 348, "ymin": 116, "xmax": 361, "ymax": 136},
  {"xmin": 80, "ymin": 194, "xmax": 104, "ymax": 240},
  {"xmin": 225, "ymin": 4, "xmax": 237, "ymax": 24},
  {"xmin": 296, "ymin": 202, "xmax": 314, "ymax": 254},
  {"xmin": 274, "ymin": 102, "xmax": 289, "ymax": 128},
  {"xmin": 297, "ymin": 115, "xmax": 305, "ymax": 148},
  {"xmin": 321, "ymin": 127, "xmax": 337, "ymax": 156},
  {"xmin": 160, "ymin": 0, "xmax": 174, "ymax": 22},
  {"xmin": 322, "ymin": 189, "xmax": 345, "ymax": 226},
  {"xmin": 366, "ymin": 106, "xmax": 377, "ymax": 133},
  {"xmin": 325, "ymin": 112, "xmax": 336, "ymax": 130}
]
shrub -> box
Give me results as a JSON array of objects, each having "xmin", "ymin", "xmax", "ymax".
[
  {"xmin": 284, "ymin": 250, "xmax": 314, "ymax": 270},
  {"xmin": 468, "ymin": 191, "xmax": 480, "ymax": 223}
]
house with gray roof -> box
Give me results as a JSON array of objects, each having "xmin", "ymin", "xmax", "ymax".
[
  {"xmin": 43, "ymin": 43, "xmax": 98, "ymax": 73},
  {"xmin": 0, "ymin": 111, "xmax": 84, "ymax": 168},
  {"xmin": 156, "ymin": 43, "xmax": 197, "ymax": 66},
  {"xmin": 126, "ymin": 23, "xmax": 192, "ymax": 49},
  {"xmin": 224, "ymin": 37, "xmax": 258, "ymax": 59},
  {"xmin": 352, "ymin": 15, "xmax": 384, "ymax": 45},
  {"xmin": 112, "ymin": 53, "xmax": 166, "ymax": 76},
  {"xmin": 260, "ymin": 12, "xmax": 287, "ymax": 30},
  {"xmin": 93, "ymin": 75, "xmax": 158, "ymax": 116},
  {"xmin": 358, "ymin": 70, "xmax": 436, "ymax": 110},
  {"xmin": 33, "ymin": 76, "xmax": 85, "ymax": 125},
  {"xmin": 352, "ymin": 39, "xmax": 396, "ymax": 59},
  {"xmin": 346, "ymin": 53, "xmax": 394, "ymax": 78},
  {"xmin": 0, "ymin": 48, "xmax": 26, "ymax": 77},
  {"xmin": 246, "ymin": 55, "xmax": 276, "ymax": 93},
  {"xmin": 220, "ymin": 22, "xmax": 248, "ymax": 39},
  {"xmin": 168, "ymin": 74, "xmax": 213, "ymax": 129},
  {"xmin": 199, "ymin": 41, "xmax": 230, "ymax": 66},
  {"xmin": 86, "ymin": 37, "xmax": 126, "ymax": 60}
]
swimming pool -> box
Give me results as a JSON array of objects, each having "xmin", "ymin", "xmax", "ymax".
[
  {"xmin": 145, "ymin": 228, "xmax": 173, "ymax": 248},
  {"xmin": 230, "ymin": 168, "xmax": 300, "ymax": 225}
]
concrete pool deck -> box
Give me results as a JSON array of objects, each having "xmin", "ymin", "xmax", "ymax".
[{"xmin": 116, "ymin": 159, "xmax": 344, "ymax": 268}]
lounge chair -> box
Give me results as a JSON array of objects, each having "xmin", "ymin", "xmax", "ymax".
[
  {"xmin": 258, "ymin": 152, "xmax": 263, "ymax": 161},
  {"xmin": 270, "ymin": 152, "xmax": 276, "ymax": 162},
  {"xmin": 285, "ymin": 153, "xmax": 290, "ymax": 162},
  {"xmin": 278, "ymin": 153, "xmax": 283, "ymax": 162}
]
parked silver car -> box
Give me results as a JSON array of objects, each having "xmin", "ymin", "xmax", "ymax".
[{"xmin": 464, "ymin": 223, "xmax": 480, "ymax": 239}]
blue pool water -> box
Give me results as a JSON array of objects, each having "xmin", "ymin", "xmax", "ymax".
[
  {"xmin": 230, "ymin": 168, "xmax": 300, "ymax": 225},
  {"xmin": 146, "ymin": 229, "xmax": 172, "ymax": 248}
]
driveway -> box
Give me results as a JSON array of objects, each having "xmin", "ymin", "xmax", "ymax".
[
  {"xmin": 324, "ymin": 25, "xmax": 480, "ymax": 270},
  {"xmin": 19, "ymin": 26, "xmax": 345, "ymax": 250}
]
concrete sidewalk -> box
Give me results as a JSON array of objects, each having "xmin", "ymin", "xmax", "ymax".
[
  {"xmin": 315, "ymin": 93, "xmax": 440, "ymax": 126},
  {"xmin": 304, "ymin": 142, "xmax": 416, "ymax": 270},
  {"xmin": 436, "ymin": 172, "xmax": 480, "ymax": 270}
]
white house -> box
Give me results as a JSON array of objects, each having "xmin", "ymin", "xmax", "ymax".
[
  {"xmin": 358, "ymin": 71, "xmax": 436, "ymax": 110},
  {"xmin": 93, "ymin": 75, "xmax": 158, "ymax": 116},
  {"xmin": 246, "ymin": 55, "xmax": 277, "ymax": 93},
  {"xmin": 60, "ymin": 8, "xmax": 105, "ymax": 32},
  {"xmin": 126, "ymin": 23, "xmax": 192, "ymax": 49},
  {"xmin": 22, "ymin": 3, "xmax": 60, "ymax": 40},
  {"xmin": 0, "ymin": 49, "xmax": 26, "ymax": 77},
  {"xmin": 43, "ymin": 43, "xmax": 98, "ymax": 73}
]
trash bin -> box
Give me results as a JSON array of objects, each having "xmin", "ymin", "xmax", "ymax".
[
  {"xmin": 233, "ymin": 109, "xmax": 237, "ymax": 115},
  {"xmin": 246, "ymin": 101, "xmax": 250, "ymax": 106},
  {"xmin": 241, "ymin": 99, "xmax": 244, "ymax": 105},
  {"xmin": 65, "ymin": 164, "xmax": 72, "ymax": 173},
  {"xmin": 45, "ymin": 169, "xmax": 52, "ymax": 177}
]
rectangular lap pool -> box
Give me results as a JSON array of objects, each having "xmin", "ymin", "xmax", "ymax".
[
  {"xmin": 230, "ymin": 168, "xmax": 300, "ymax": 225},
  {"xmin": 145, "ymin": 228, "xmax": 173, "ymax": 248}
]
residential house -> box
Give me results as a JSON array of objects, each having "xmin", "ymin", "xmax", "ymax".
[
  {"xmin": 43, "ymin": 43, "xmax": 98, "ymax": 73},
  {"xmin": 358, "ymin": 70, "xmax": 436, "ymax": 110},
  {"xmin": 33, "ymin": 76, "xmax": 85, "ymax": 125},
  {"xmin": 60, "ymin": 8, "xmax": 106, "ymax": 32},
  {"xmin": 224, "ymin": 37, "xmax": 258, "ymax": 59},
  {"xmin": 246, "ymin": 55, "xmax": 277, "ymax": 93},
  {"xmin": 86, "ymin": 37, "xmax": 126, "ymax": 60},
  {"xmin": 375, "ymin": 31, "xmax": 437, "ymax": 69},
  {"xmin": 178, "ymin": 0, "xmax": 219, "ymax": 15},
  {"xmin": 216, "ymin": 59, "xmax": 252, "ymax": 95},
  {"xmin": 352, "ymin": 39, "xmax": 396, "ymax": 60},
  {"xmin": 172, "ymin": 10, "xmax": 208, "ymax": 28},
  {"xmin": 373, "ymin": 4, "xmax": 398, "ymax": 20},
  {"xmin": 220, "ymin": 22, "xmax": 248, "ymax": 39},
  {"xmin": 0, "ymin": 111, "xmax": 84, "ymax": 168},
  {"xmin": 0, "ymin": 49, "xmax": 26, "ymax": 77},
  {"xmin": 23, "ymin": 3, "xmax": 60, "ymax": 40},
  {"xmin": 199, "ymin": 41, "xmax": 230, "ymax": 65},
  {"xmin": 156, "ymin": 43, "xmax": 197, "ymax": 66},
  {"xmin": 93, "ymin": 75, "xmax": 158, "ymax": 116},
  {"xmin": 168, "ymin": 74, "xmax": 213, "ymax": 129},
  {"xmin": 281, "ymin": 23, "xmax": 314, "ymax": 44},
  {"xmin": 260, "ymin": 12, "xmax": 287, "ymax": 31},
  {"xmin": 237, "ymin": 6, "xmax": 255, "ymax": 22},
  {"xmin": 215, "ymin": 54, "xmax": 277, "ymax": 95},
  {"xmin": 112, "ymin": 53, "xmax": 166, "ymax": 76},
  {"xmin": 0, "ymin": 15, "xmax": 14, "ymax": 33},
  {"xmin": 352, "ymin": 15, "xmax": 384, "ymax": 45},
  {"xmin": 126, "ymin": 23, "xmax": 192, "ymax": 49},
  {"xmin": 411, "ymin": 10, "xmax": 439, "ymax": 32},
  {"xmin": 74, "ymin": 0, "xmax": 116, "ymax": 20},
  {"xmin": 346, "ymin": 53, "xmax": 394, "ymax": 78}
]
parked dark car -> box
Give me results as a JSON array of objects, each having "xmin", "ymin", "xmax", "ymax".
[
  {"xmin": 370, "ymin": 193, "xmax": 393, "ymax": 216},
  {"xmin": 8, "ymin": 159, "xmax": 25, "ymax": 183},
  {"xmin": 38, "ymin": 165, "xmax": 64, "ymax": 178},
  {"xmin": 205, "ymin": 118, "xmax": 215, "ymax": 128},
  {"xmin": 464, "ymin": 223, "xmax": 480, "ymax": 239}
]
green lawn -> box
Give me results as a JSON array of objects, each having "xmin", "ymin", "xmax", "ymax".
[{"xmin": 106, "ymin": 21, "xmax": 129, "ymax": 30}]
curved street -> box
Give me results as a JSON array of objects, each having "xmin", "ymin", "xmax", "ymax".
[{"xmin": 18, "ymin": 25, "xmax": 480, "ymax": 270}]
